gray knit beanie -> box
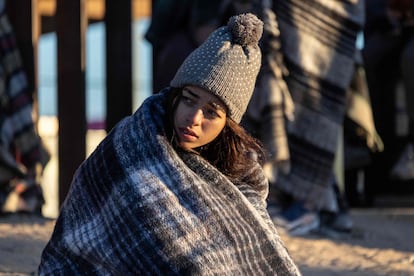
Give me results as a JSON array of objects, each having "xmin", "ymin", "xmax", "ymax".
[{"xmin": 170, "ymin": 13, "xmax": 263, "ymax": 123}]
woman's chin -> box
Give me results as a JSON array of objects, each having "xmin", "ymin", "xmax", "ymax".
[{"xmin": 177, "ymin": 142, "xmax": 194, "ymax": 151}]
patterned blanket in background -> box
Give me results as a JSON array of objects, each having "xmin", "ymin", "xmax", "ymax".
[
  {"xmin": 0, "ymin": 3, "xmax": 49, "ymax": 212},
  {"xmin": 273, "ymin": 0, "xmax": 365, "ymax": 212}
]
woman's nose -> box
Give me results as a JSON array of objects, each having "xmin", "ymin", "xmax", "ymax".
[{"xmin": 187, "ymin": 109, "xmax": 203, "ymax": 125}]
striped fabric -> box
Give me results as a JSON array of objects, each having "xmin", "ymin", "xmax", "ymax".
[
  {"xmin": 39, "ymin": 89, "xmax": 301, "ymax": 275},
  {"xmin": 0, "ymin": 5, "xmax": 49, "ymax": 205},
  {"xmin": 272, "ymin": 0, "xmax": 365, "ymax": 211},
  {"xmin": 243, "ymin": 3, "xmax": 293, "ymax": 166}
]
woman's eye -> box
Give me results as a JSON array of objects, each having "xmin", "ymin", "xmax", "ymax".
[
  {"xmin": 181, "ymin": 96, "xmax": 195, "ymax": 106},
  {"xmin": 205, "ymin": 108, "xmax": 219, "ymax": 118}
]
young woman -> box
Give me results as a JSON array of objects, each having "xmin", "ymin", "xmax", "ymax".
[{"xmin": 38, "ymin": 13, "xmax": 300, "ymax": 275}]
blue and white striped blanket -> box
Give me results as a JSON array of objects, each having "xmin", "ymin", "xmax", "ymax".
[{"xmin": 39, "ymin": 90, "xmax": 300, "ymax": 275}]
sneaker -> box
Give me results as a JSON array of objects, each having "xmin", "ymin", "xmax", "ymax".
[
  {"xmin": 287, "ymin": 212, "xmax": 320, "ymax": 236},
  {"xmin": 390, "ymin": 143, "xmax": 414, "ymax": 181},
  {"xmin": 319, "ymin": 211, "xmax": 353, "ymax": 238},
  {"xmin": 272, "ymin": 202, "xmax": 319, "ymax": 236}
]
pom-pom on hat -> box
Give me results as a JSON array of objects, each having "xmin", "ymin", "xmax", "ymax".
[{"xmin": 170, "ymin": 13, "xmax": 263, "ymax": 123}]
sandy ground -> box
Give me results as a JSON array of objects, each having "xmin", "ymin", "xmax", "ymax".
[{"xmin": 0, "ymin": 208, "xmax": 413, "ymax": 275}]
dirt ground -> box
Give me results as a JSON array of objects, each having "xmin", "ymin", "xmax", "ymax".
[{"xmin": 0, "ymin": 208, "xmax": 413, "ymax": 276}]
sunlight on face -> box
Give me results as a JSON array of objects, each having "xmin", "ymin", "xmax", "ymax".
[{"xmin": 173, "ymin": 86, "xmax": 227, "ymax": 150}]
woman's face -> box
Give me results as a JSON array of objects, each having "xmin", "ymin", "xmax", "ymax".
[{"xmin": 174, "ymin": 86, "xmax": 227, "ymax": 150}]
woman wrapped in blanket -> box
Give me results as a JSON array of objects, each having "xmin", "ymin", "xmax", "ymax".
[{"xmin": 38, "ymin": 13, "xmax": 300, "ymax": 275}]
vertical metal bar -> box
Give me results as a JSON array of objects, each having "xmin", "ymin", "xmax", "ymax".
[
  {"xmin": 150, "ymin": 0, "xmax": 157, "ymax": 94},
  {"xmin": 105, "ymin": 0, "xmax": 132, "ymax": 132},
  {"xmin": 56, "ymin": 0, "xmax": 87, "ymax": 206},
  {"xmin": 6, "ymin": 0, "xmax": 37, "ymax": 105}
]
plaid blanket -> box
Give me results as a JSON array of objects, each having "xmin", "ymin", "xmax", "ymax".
[
  {"xmin": 272, "ymin": 0, "xmax": 365, "ymax": 212},
  {"xmin": 0, "ymin": 5, "xmax": 49, "ymax": 212},
  {"xmin": 39, "ymin": 90, "xmax": 300, "ymax": 275}
]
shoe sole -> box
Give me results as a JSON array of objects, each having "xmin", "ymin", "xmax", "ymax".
[{"xmin": 288, "ymin": 213, "xmax": 320, "ymax": 236}]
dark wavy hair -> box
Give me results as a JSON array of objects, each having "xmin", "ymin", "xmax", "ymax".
[{"xmin": 165, "ymin": 87, "xmax": 265, "ymax": 179}]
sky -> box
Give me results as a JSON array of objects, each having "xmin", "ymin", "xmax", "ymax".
[{"xmin": 37, "ymin": 19, "xmax": 152, "ymax": 124}]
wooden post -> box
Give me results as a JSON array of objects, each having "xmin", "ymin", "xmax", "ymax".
[
  {"xmin": 105, "ymin": 0, "xmax": 132, "ymax": 132},
  {"xmin": 56, "ymin": 0, "xmax": 87, "ymax": 206}
]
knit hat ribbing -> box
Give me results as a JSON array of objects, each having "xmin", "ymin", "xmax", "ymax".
[{"xmin": 170, "ymin": 13, "xmax": 263, "ymax": 123}]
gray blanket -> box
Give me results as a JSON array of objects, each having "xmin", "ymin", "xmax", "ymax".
[
  {"xmin": 272, "ymin": 0, "xmax": 365, "ymax": 211},
  {"xmin": 38, "ymin": 89, "xmax": 300, "ymax": 275}
]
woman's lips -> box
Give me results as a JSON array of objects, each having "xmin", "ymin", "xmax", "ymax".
[{"xmin": 178, "ymin": 127, "xmax": 198, "ymax": 141}]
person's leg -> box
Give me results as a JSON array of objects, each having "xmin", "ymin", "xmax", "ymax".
[
  {"xmin": 401, "ymin": 36, "xmax": 414, "ymax": 139},
  {"xmin": 363, "ymin": 32, "xmax": 405, "ymax": 184},
  {"xmin": 319, "ymin": 176, "xmax": 353, "ymax": 237},
  {"xmin": 363, "ymin": 31, "xmax": 402, "ymax": 137},
  {"xmin": 390, "ymin": 36, "xmax": 414, "ymax": 181}
]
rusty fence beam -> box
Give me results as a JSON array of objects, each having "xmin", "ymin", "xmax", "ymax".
[
  {"xmin": 56, "ymin": 0, "xmax": 87, "ymax": 206},
  {"xmin": 105, "ymin": 0, "xmax": 133, "ymax": 132}
]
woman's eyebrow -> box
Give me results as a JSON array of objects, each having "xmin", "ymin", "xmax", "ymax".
[
  {"xmin": 209, "ymin": 101, "xmax": 226, "ymax": 112},
  {"xmin": 183, "ymin": 88, "xmax": 199, "ymax": 99},
  {"xmin": 183, "ymin": 88, "xmax": 226, "ymax": 112}
]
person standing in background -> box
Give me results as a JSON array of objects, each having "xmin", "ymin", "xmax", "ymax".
[
  {"xmin": 145, "ymin": 0, "xmax": 255, "ymax": 92},
  {"xmin": 0, "ymin": 0, "xmax": 49, "ymax": 215},
  {"xmin": 244, "ymin": 0, "xmax": 365, "ymax": 236},
  {"xmin": 363, "ymin": 0, "xmax": 414, "ymax": 182}
]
